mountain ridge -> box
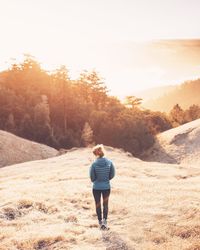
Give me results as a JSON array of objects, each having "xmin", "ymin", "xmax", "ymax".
[{"xmin": 142, "ymin": 78, "xmax": 200, "ymax": 112}]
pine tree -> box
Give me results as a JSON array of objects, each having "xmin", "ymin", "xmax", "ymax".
[
  {"xmin": 20, "ymin": 113, "xmax": 34, "ymax": 140},
  {"xmin": 124, "ymin": 96, "xmax": 142, "ymax": 109},
  {"xmin": 5, "ymin": 113, "xmax": 15, "ymax": 133},
  {"xmin": 169, "ymin": 104, "xmax": 185, "ymax": 126},
  {"xmin": 81, "ymin": 122, "xmax": 94, "ymax": 147},
  {"xmin": 33, "ymin": 95, "xmax": 52, "ymax": 143}
]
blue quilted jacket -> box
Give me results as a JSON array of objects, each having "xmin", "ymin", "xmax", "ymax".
[{"xmin": 89, "ymin": 157, "xmax": 115, "ymax": 190}]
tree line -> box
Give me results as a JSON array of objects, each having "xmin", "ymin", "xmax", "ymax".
[
  {"xmin": 169, "ymin": 103, "xmax": 200, "ymax": 126},
  {"xmin": 0, "ymin": 55, "xmax": 198, "ymax": 156}
]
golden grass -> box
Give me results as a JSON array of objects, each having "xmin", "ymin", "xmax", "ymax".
[{"xmin": 0, "ymin": 146, "xmax": 200, "ymax": 249}]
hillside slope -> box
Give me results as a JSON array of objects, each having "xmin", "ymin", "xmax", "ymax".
[
  {"xmin": 142, "ymin": 79, "xmax": 200, "ymax": 112},
  {"xmin": 136, "ymin": 85, "xmax": 175, "ymax": 102},
  {"xmin": 0, "ymin": 147, "xmax": 200, "ymax": 250},
  {"xmin": 142, "ymin": 118, "xmax": 200, "ymax": 165},
  {"xmin": 0, "ymin": 130, "xmax": 58, "ymax": 168}
]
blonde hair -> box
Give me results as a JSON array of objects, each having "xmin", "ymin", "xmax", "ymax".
[{"xmin": 92, "ymin": 144, "xmax": 105, "ymax": 158}]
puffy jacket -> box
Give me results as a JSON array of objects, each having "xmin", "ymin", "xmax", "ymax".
[{"xmin": 89, "ymin": 157, "xmax": 115, "ymax": 190}]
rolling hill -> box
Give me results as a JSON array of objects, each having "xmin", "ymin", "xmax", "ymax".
[
  {"xmin": 142, "ymin": 118, "xmax": 200, "ymax": 165},
  {"xmin": 0, "ymin": 130, "xmax": 58, "ymax": 168}
]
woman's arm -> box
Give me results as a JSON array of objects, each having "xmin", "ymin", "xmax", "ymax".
[
  {"xmin": 109, "ymin": 162, "xmax": 115, "ymax": 180},
  {"xmin": 89, "ymin": 163, "xmax": 96, "ymax": 182}
]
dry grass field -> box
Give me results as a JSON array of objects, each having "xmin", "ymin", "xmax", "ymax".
[{"xmin": 0, "ymin": 145, "xmax": 200, "ymax": 250}]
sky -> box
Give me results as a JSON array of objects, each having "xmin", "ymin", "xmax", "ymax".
[{"xmin": 0, "ymin": 0, "xmax": 200, "ymax": 97}]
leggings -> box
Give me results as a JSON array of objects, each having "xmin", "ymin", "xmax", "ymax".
[{"xmin": 92, "ymin": 189, "xmax": 110, "ymax": 221}]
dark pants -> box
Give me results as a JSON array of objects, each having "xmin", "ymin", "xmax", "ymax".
[{"xmin": 92, "ymin": 189, "xmax": 110, "ymax": 221}]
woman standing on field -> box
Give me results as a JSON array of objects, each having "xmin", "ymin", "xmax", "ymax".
[{"xmin": 89, "ymin": 144, "xmax": 115, "ymax": 230}]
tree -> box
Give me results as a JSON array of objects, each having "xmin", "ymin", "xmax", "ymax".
[
  {"xmin": 169, "ymin": 104, "xmax": 185, "ymax": 126},
  {"xmin": 33, "ymin": 95, "xmax": 52, "ymax": 143},
  {"xmin": 79, "ymin": 70, "xmax": 108, "ymax": 110},
  {"xmin": 51, "ymin": 65, "xmax": 70, "ymax": 134},
  {"xmin": 81, "ymin": 122, "xmax": 94, "ymax": 147},
  {"xmin": 185, "ymin": 104, "xmax": 200, "ymax": 122},
  {"xmin": 0, "ymin": 55, "xmax": 170, "ymax": 157},
  {"xmin": 19, "ymin": 113, "xmax": 34, "ymax": 140},
  {"xmin": 143, "ymin": 110, "xmax": 172, "ymax": 135},
  {"xmin": 5, "ymin": 113, "xmax": 15, "ymax": 133},
  {"xmin": 124, "ymin": 96, "xmax": 142, "ymax": 109}
]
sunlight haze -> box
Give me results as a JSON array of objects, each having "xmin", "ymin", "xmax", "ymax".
[{"xmin": 0, "ymin": 0, "xmax": 200, "ymax": 97}]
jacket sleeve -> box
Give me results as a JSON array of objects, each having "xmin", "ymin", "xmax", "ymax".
[
  {"xmin": 89, "ymin": 163, "xmax": 96, "ymax": 182},
  {"xmin": 109, "ymin": 162, "xmax": 115, "ymax": 180}
]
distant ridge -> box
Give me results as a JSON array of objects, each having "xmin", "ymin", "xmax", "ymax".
[
  {"xmin": 143, "ymin": 78, "xmax": 200, "ymax": 112},
  {"xmin": 0, "ymin": 130, "xmax": 58, "ymax": 168},
  {"xmin": 136, "ymin": 85, "xmax": 175, "ymax": 102}
]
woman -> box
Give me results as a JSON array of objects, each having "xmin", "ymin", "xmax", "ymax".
[{"xmin": 89, "ymin": 144, "xmax": 115, "ymax": 229}]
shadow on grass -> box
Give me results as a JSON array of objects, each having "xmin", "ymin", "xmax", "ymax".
[{"xmin": 101, "ymin": 229, "xmax": 134, "ymax": 250}]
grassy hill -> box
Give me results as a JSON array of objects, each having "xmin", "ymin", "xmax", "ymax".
[
  {"xmin": 0, "ymin": 130, "xmax": 58, "ymax": 168},
  {"xmin": 0, "ymin": 146, "xmax": 200, "ymax": 249},
  {"xmin": 142, "ymin": 118, "xmax": 200, "ymax": 165}
]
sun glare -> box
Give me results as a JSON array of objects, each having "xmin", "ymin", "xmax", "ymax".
[{"xmin": 0, "ymin": 0, "xmax": 200, "ymax": 97}]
